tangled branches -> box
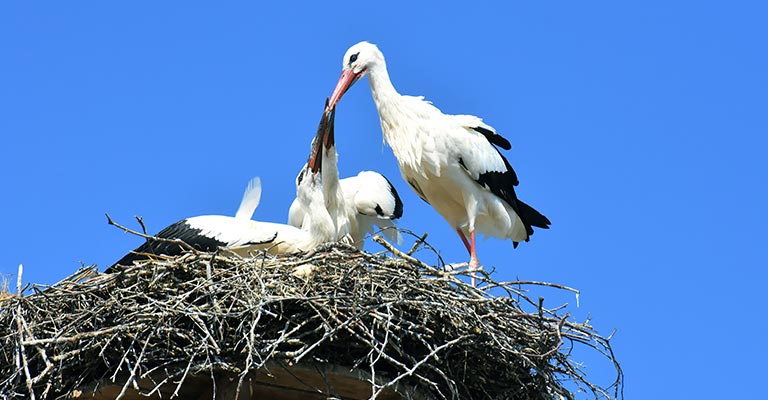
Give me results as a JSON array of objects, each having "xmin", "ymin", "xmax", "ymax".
[{"xmin": 0, "ymin": 239, "xmax": 622, "ymax": 399}]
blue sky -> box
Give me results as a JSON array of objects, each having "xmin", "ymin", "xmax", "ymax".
[{"xmin": 1, "ymin": 1, "xmax": 766, "ymax": 398}]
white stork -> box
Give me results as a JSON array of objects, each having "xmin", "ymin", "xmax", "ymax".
[
  {"xmin": 288, "ymin": 105, "xmax": 404, "ymax": 248},
  {"xmin": 327, "ymin": 41, "xmax": 550, "ymax": 284},
  {"xmin": 315, "ymin": 105, "xmax": 353, "ymax": 245},
  {"xmin": 289, "ymin": 169, "xmax": 404, "ymax": 249},
  {"xmin": 109, "ymin": 107, "xmax": 337, "ymax": 270}
]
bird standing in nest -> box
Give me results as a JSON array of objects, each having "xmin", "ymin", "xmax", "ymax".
[{"xmin": 327, "ymin": 41, "xmax": 550, "ymax": 285}]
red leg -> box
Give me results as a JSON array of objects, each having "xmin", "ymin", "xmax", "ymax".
[
  {"xmin": 469, "ymin": 230, "xmax": 480, "ymax": 286},
  {"xmin": 456, "ymin": 229, "xmax": 472, "ymax": 254},
  {"xmin": 469, "ymin": 230, "xmax": 478, "ymax": 265}
]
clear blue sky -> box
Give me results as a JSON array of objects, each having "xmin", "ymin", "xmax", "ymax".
[{"xmin": 2, "ymin": 2, "xmax": 766, "ymax": 398}]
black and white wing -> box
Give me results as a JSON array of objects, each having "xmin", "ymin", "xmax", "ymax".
[
  {"xmin": 345, "ymin": 171, "xmax": 404, "ymax": 244},
  {"xmin": 347, "ymin": 171, "xmax": 403, "ymax": 220},
  {"xmin": 109, "ymin": 215, "xmax": 277, "ymax": 270},
  {"xmin": 453, "ymin": 116, "xmax": 551, "ymax": 237}
]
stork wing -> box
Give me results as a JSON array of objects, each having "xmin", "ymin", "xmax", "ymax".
[
  {"xmin": 453, "ymin": 114, "xmax": 511, "ymax": 150},
  {"xmin": 109, "ymin": 218, "xmax": 229, "ymax": 270},
  {"xmin": 234, "ymin": 177, "xmax": 262, "ymax": 220},
  {"xmin": 454, "ymin": 119, "xmax": 550, "ymax": 235},
  {"xmin": 452, "ymin": 118, "xmax": 521, "ymax": 214}
]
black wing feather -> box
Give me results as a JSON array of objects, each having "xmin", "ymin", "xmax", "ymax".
[
  {"xmin": 460, "ymin": 130, "xmax": 551, "ymax": 243},
  {"xmin": 384, "ymin": 175, "xmax": 404, "ymax": 219},
  {"xmin": 107, "ymin": 220, "xmax": 227, "ymax": 272},
  {"xmin": 472, "ymin": 126, "xmax": 511, "ymax": 150}
]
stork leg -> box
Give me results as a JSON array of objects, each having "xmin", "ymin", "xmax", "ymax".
[
  {"xmin": 456, "ymin": 229, "xmax": 472, "ymax": 254},
  {"xmin": 468, "ymin": 230, "xmax": 480, "ymax": 287},
  {"xmin": 455, "ymin": 229, "xmax": 481, "ymax": 286}
]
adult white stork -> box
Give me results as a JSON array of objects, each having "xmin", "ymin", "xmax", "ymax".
[
  {"xmin": 327, "ymin": 41, "xmax": 550, "ymax": 284},
  {"xmin": 108, "ymin": 107, "xmax": 337, "ymax": 270},
  {"xmin": 288, "ymin": 105, "xmax": 404, "ymax": 248}
]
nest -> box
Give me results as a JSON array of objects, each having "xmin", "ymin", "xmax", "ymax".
[{"xmin": 0, "ymin": 235, "xmax": 622, "ymax": 400}]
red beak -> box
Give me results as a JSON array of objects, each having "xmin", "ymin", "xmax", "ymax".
[{"xmin": 328, "ymin": 68, "xmax": 362, "ymax": 110}]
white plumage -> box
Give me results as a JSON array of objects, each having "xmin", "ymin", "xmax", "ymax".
[
  {"xmin": 289, "ymin": 170, "xmax": 403, "ymax": 249},
  {"xmin": 233, "ymin": 176, "xmax": 262, "ymax": 221},
  {"xmin": 328, "ymin": 41, "xmax": 550, "ymax": 282},
  {"xmin": 316, "ymin": 106, "xmax": 353, "ymax": 245}
]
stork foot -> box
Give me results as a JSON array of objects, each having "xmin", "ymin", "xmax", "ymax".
[
  {"xmin": 469, "ymin": 257, "xmax": 482, "ymax": 287},
  {"xmin": 443, "ymin": 262, "xmax": 484, "ymax": 272},
  {"xmin": 444, "ymin": 262, "xmax": 469, "ymax": 272},
  {"xmin": 444, "ymin": 261, "xmax": 484, "ymax": 286},
  {"xmin": 468, "ymin": 257, "xmax": 481, "ymax": 272}
]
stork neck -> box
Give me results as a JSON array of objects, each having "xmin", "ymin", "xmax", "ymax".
[
  {"xmin": 320, "ymin": 150, "xmax": 350, "ymax": 239},
  {"xmin": 367, "ymin": 64, "xmax": 400, "ymax": 113},
  {"xmin": 302, "ymin": 185, "xmax": 335, "ymax": 241}
]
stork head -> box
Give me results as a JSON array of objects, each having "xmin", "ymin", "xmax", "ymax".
[{"xmin": 328, "ymin": 41, "xmax": 384, "ymax": 109}]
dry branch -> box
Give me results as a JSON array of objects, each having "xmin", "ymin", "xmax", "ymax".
[{"xmin": 0, "ymin": 237, "xmax": 622, "ymax": 400}]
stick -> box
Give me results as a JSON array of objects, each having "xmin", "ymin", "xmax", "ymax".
[
  {"xmin": 372, "ymin": 235, "xmax": 432, "ymax": 270},
  {"xmin": 105, "ymin": 213, "xmax": 196, "ymax": 252},
  {"xmin": 407, "ymin": 232, "xmax": 429, "ymax": 256},
  {"xmin": 15, "ymin": 264, "xmax": 36, "ymax": 400}
]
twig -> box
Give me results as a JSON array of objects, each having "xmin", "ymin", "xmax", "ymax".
[
  {"xmin": 372, "ymin": 235, "xmax": 432, "ymax": 270},
  {"xmin": 105, "ymin": 213, "xmax": 196, "ymax": 252},
  {"xmin": 371, "ymin": 335, "xmax": 468, "ymax": 398},
  {"xmin": 407, "ymin": 233, "xmax": 429, "ymax": 256},
  {"xmin": 15, "ymin": 264, "xmax": 37, "ymax": 400},
  {"xmin": 135, "ymin": 216, "xmax": 148, "ymax": 235}
]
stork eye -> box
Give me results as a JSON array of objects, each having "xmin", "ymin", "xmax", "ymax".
[{"xmin": 349, "ymin": 52, "xmax": 359, "ymax": 64}]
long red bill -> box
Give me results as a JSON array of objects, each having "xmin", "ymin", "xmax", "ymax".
[{"xmin": 328, "ymin": 69, "xmax": 361, "ymax": 110}]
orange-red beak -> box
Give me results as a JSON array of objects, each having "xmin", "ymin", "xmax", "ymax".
[{"xmin": 328, "ymin": 68, "xmax": 363, "ymax": 110}]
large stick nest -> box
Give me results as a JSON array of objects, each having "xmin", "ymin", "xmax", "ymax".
[{"xmin": 0, "ymin": 237, "xmax": 622, "ymax": 400}]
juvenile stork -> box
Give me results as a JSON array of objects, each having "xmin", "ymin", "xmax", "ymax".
[
  {"xmin": 109, "ymin": 106, "xmax": 337, "ymax": 270},
  {"xmin": 339, "ymin": 170, "xmax": 403, "ymax": 247},
  {"xmin": 289, "ymin": 169, "xmax": 403, "ymax": 248},
  {"xmin": 288, "ymin": 106, "xmax": 404, "ymax": 248},
  {"xmin": 327, "ymin": 41, "xmax": 550, "ymax": 284}
]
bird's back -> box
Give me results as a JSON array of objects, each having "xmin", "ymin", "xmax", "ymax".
[{"xmin": 108, "ymin": 215, "xmax": 281, "ymax": 271}]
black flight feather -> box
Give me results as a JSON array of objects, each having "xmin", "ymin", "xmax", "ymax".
[
  {"xmin": 472, "ymin": 126, "xmax": 511, "ymax": 150},
  {"xmin": 459, "ymin": 145, "xmax": 550, "ymax": 242},
  {"xmin": 108, "ymin": 220, "xmax": 227, "ymax": 271},
  {"xmin": 384, "ymin": 175, "xmax": 404, "ymax": 219}
]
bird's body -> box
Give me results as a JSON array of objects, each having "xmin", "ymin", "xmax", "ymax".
[
  {"xmin": 112, "ymin": 214, "xmax": 323, "ymax": 268},
  {"xmin": 289, "ymin": 170, "xmax": 403, "ymax": 248},
  {"xmin": 375, "ymin": 97, "xmax": 530, "ymax": 242},
  {"xmin": 316, "ymin": 108, "xmax": 353, "ymax": 245},
  {"xmin": 328, "ymin": 42, "xmax": 550, "ymax": 281},
  {"xmin": 110, "ymin": 107, "xmax": 338, "ymax": 270}
]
